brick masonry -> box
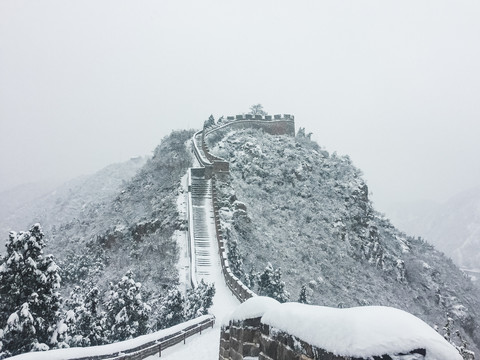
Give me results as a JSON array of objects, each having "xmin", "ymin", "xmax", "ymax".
[
  {"xmin": 219, "ymin": 317, "xmax": 355, "ymax": 360},
  {"xmin": 219, "ymin": 317, "xmax": 427, "ymax": 360}
]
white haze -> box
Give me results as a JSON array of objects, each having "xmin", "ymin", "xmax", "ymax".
[{"xmin": 1, "ymin": 0, "xmax": 479, "ymax": 214}]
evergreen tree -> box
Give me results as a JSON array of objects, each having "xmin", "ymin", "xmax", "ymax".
[
  {"xmin": 184, "ymin": 280, "xmax": 215, "ymax": 320},
  {"xmin": 157, "ymin": 288, "xmax": 185, "ymax": 329},
  {"xmin": 63, "ymin": 286, "xmax": 106, "ymax": 347},
  {"xmin": 244, "ymin": 267, "xmax": 258, "ymax": 290},
  {"xmin": 204, "ymin": 115, "xmax": 215, "ymax": 128},
  {"xmin": 227, "ymin": 240, "xmax": 243, "ymax": 278},
  {"xmin": 0, "ymin": 224, "xmax": 62, "ymax": 355},
  {"xmin": 258, "ymin": 262, "xmax": 273, "ymax": 294},
  {"xmin": 257, "ymin": 263, "xmax": 289, "ymax": 303},
  {"xmin": 0, "ymin": 303, "xmax": 37, "ymax": 358},
  {"xmin": 104, "ymin": 271, "xmax": 150, "ymax": 342},
  {"xmin": 81, "ymin": 287, "xmax": 106, "ymax": 346},
  {"xmin": 298, "ymin": 284, "xmax": 309, "ymax": 304}
]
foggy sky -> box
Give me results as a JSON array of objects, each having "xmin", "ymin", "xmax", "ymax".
[{"xmin": 1, "ymin": 0, "xmax": 479, "ymax": 213}]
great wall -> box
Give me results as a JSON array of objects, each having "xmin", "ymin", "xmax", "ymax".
[{"xmin": 10, "ymin": 115, "xmax": 460, "ymax": 360}]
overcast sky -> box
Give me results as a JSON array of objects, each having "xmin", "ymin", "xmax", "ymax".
[{"xmin": 1, "ymin": 0, "xmax": 479, "ymax": 213}]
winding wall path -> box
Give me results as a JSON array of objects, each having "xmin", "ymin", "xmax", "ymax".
[{"xmin": 10, "ymin": 116, "xmax": 294, "ymax": 360}]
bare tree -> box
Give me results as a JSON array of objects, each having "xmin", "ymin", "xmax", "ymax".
[{"xmin": 249, "ymin": 104, "xmax": 267, "ymax": 115}]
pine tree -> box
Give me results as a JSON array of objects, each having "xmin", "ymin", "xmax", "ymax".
[
  {"xmin": 271, "ymin": 267, "xmax": 290, "ymax": 303},
  {"xmin": 184, "ymin": 280, "xmax": 215, "ymax": 320},
  {"xmin": 104, "ymin": 271, "xmax": 150, "ymax": 342},
  {"xmin": 257, "ymin": 263, "xmax": 290, "ymax": 303},
  {"xmin": 0, "ymin": 303, "xmax": 37, "ymax": 358},
  {"xmin": 157, "ymin": 288, "xmax": 185, "ymax": 329},
  {"xmin": 258, "ymin": 262, "xmax": 274, "ymax": 295},
  {"xmin": 62, "ymin": 286, "xmax": 106, "ymax": 347},
  {"xmin": 227, "ymin": 240, "xmax": 243, "ymax": 278},
  {"xmin": 244, "ymin": 267, "xmax": 258, "ymax": 290},
  {"xmin": 204, "ymin": 115, "xmax": 215, "ymax": 128},
  {"xmin": 298, "ymin": 284, "xmax": 309, "ymax": 304},
  {"xmin": 0, "ymin": 224, "xmax": 62, "ymax": 355},
  {"xmin": 81, "ymin": 287, "xmax": 106, "ymax": 346}
]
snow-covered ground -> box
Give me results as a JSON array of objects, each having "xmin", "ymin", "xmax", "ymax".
[{"xmin": 155, "ymin": 259, "xmax": 239, "ymax": 359}]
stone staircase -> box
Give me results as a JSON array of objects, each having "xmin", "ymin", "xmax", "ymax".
[{"xmin": 190, "ymin": 176, "xmax": 213, "ymax": 278}]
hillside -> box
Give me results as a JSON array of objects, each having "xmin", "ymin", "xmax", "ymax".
[
  {"xmin": 1, "ymin": 130, "xmax": 194, "ymax": 295},
  {"xmin": 386, "ymin": 187, "xmax": 480, "ymax": 272},
  {"xmin": 209, "ymin": 127, "xmax": 480, "ymax": 354},
  {"xmin": 52, "ymin": 130, "xmax": 195, "ymax": 294}
]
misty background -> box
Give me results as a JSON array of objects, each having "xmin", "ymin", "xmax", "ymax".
[{"xmin": 1, "ymin": 0, "xmax": 479, "ymax": 217}]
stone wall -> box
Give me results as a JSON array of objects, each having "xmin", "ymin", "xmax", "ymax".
[
  {"xmin": 219, "ymin": 318, "xmax": 352, "ymax": 360},
  {"xmin": 219, "ymin": 318, "xmax": 263, "ymax": 360},
  {"xmin": 219, "ymin": 317, "xmax": 427, "ymax": 360},
  {"xmin": 205, "ymin": 115, "xmax": 295, "ymax": 138},
  {"xmin": 211, "ymin": 176, "xmax": 256, "ymax": 303}
]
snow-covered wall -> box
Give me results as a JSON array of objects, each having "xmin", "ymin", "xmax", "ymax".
[
  {"xmin": 211, "ymin": 176, "xmax": 255, "ymax": 303},
  {"xmin": 219, "ymin": 298, "xmax": 462, "ymax": 360},
  {"xmin": 205, "ymin": 115, "xmax": 296, "ymax": 138},
  {"xmin": 190, "ymin": 116, "xmax": 296, "ymax": 303}
]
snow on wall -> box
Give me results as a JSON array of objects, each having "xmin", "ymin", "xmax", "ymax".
[
  {"xmin": 260, "ymin": 302, "xmax": 462, "ymax": 360},
  {"xmin": 204, "ymin": 115, "xmax": 295, "ymax": 138},
  {"xmin": 223, "ymin": 296, "xmax": 280, "ymax": 326}
]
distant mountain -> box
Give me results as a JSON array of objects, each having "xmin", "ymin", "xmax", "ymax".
[
  {"xmin": 0, "ymin": 181, "xmax": 61, "ymax": 233},
  {"xmin": 209, "ymin": 127, "xmax": 480, "ymax": 354},
  {"xmin": 0, "ymin": 156, "xmax": 147, "ymax": 238},
  {"xmin": 385, "ymin": 187, "xmax": 480, "ymax": 272}
]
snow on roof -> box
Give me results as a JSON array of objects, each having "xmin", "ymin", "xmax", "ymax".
[
  {"xmin": 223, "ymin": 296, "xmax": 280, "ymax": 326},
  {"xmin": 261, "ymin": 303, "xmax": 461, "ymax": 360}
]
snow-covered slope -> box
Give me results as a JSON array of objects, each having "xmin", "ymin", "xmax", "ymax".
[
  {"xmin": 209, "ymin": 127, "xmax": 480, "ymax": 354},
  {"xmin": 1, "ymin": 131, "xmax": 195, "ymax": 296}
]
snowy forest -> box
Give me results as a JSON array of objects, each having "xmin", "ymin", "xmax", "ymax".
[
  {"xmin": 0, "ymin": 131, "xmax": 215, "ymax": 358},
  {"xmin": 0, "ymin": 223, "xmax": 214, "ymax": 358}
]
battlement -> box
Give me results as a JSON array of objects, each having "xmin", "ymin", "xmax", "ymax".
[
  {"xmin": 225, "ymin": 114, "xmax": 294, "ymax": 121},
  {"xmin": 205, "ymin": 114, "xmax": 295, "ymax": 138}
]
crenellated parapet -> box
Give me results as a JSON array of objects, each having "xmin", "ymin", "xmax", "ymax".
[
  {"xmin": 192, "ymin": 113, "xmax": 295, "ymax": 180},
  {"xmin": 204, "ymin": 114, "xmax": 295, "ymax": 138}
]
